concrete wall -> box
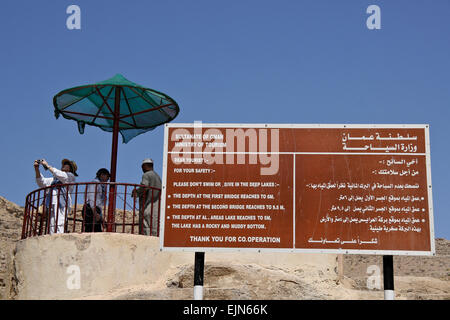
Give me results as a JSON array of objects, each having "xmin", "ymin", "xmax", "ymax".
[{"xmin": 6, "ymin": 233, "xmax": 338, "ymax": 299}]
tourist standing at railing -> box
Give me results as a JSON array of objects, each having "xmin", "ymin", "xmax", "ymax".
[
  {"xmin": 83, "ymin": 168, "xmax": 110, "ymax": 232},
  {"xmin": 34, "ymin": 158, "xmax": 78, "ymax": 234},
  {"xmin": 132, "ymin": 158, "xmax": 161, "ymax": 236}
]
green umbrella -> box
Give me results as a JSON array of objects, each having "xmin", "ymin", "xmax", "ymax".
[
  {"xmin": 53, "ymin": 74, "xmax": 179, "ymax": 231},
  {"xmin": 53, "ymin": 74, "xmax": 179, "ymax": 182}
]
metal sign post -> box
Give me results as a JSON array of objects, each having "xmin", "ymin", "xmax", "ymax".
[
  {"xmin": 194, "ymin": 252, "xmax": 205, "ymax": 300},
  {"xmin": 383, "ymin": 255, "xmax": 394, "ymax": 300}
]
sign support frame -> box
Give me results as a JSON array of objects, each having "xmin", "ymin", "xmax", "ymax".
[
  {"xmin": 193, "ymin": 251, "xmax": 205, "ymax": 300},
  {"xmin": 383, "ymin": 255, "xmax": 395, "ymax": 300}
]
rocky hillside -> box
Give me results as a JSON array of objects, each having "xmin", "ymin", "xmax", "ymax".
[
  {"xmin": 342, "ymin": 238, "xmax": 450, "ymax": 300},
  {"xmin": 0, "ymin": 196, "xmax": 23, "ymax": 299},
  {"xmin": 0, "ymin": 196, "xmax": 449, "ymax": 300},
  {"xmin": 81, "ymin": 243, "xmax": 450, "ymax": 300}
]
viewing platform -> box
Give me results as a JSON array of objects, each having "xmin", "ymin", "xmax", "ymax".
[{"xmin": 21, "ymin": 182, "xmax": 161, "ymax": 239}]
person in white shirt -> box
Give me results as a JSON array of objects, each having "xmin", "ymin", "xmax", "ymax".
[
  {"xmin": 34, "ymin": 158, "xmax": 77, "ymax": 234},
  {"xmin": 83, "ymin": 168, "xmax": 110, "ymax": 232}
]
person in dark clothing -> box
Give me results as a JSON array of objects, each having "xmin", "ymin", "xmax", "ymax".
[{"xmin": 83, "ymin": 168, "xmax": 110, "ymax": 232}]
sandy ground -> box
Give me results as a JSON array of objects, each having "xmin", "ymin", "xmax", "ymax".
[{"xmin": 77, "ymin": 255, "xmax": 449, "ymax": 300}]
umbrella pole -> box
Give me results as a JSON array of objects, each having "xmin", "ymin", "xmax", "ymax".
[{"xmin": 106, "ymin": 86, "xmax": 121, "ymax": 232}]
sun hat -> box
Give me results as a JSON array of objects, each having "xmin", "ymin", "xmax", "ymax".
[
  {"xmin": 61, "ymin": 158, "xmax": 78, "ymax": 176},
  {"xmin": 142, "ymin": 158, "xmax": 154, "ymax": 165},
  {"xmin": 96, "ymin": 168, "xmax": 110, "ymax": 178}
]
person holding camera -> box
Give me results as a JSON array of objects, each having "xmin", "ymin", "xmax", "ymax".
[
  {"xmin": 34, "ymin": 158, "xmax": 78, "ymax": 234},
  {"xmin": 83, "ymin": 168, "xmax": 110, "ymax": 232}
]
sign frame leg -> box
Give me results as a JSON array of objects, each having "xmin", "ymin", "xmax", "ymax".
[
  {"xmin": 194, "ymin": 251, "xmax": 205, "ymax": 300},
  {"xmin": 383, "ymin": 255, "xmax": 394, "ymax": 300}
]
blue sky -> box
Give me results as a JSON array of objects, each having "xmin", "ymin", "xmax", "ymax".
[{"xmin": 0, "ymin": 1, "xmax": 449, "ymax": 239}]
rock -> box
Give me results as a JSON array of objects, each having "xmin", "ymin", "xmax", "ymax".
[
  {"xmin": 1, "ymin": 195, "xmax": 449, "ymax": 300},
  {"xmin": 0, "ymin": 196, "xmax": 23, "ymax": 299}
]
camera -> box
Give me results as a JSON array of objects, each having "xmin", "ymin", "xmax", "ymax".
[{"xmin": 36, "ymin": 159, "xmax": 49, "ymax": 170}]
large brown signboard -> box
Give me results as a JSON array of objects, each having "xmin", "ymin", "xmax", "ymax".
[{"xmin": 160, "ymin": 124, "xmax": 435, "ymax": 255}]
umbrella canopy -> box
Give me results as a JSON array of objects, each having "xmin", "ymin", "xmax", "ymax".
[
  {"xmin": 53, "ymin": 74, "xmax": 179, "ymax": 144},
  {"xmin": 53, "ymin": 74, "xmax": 179, "ymax": 182},
  {"xmin": 52, "ymin": 74, "xmax": 180, "ymax": 232}
]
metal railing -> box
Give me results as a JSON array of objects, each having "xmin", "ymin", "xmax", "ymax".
[{"xmin": 21, "ymin": 182, "xmax": 161, "ymax": 239}]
